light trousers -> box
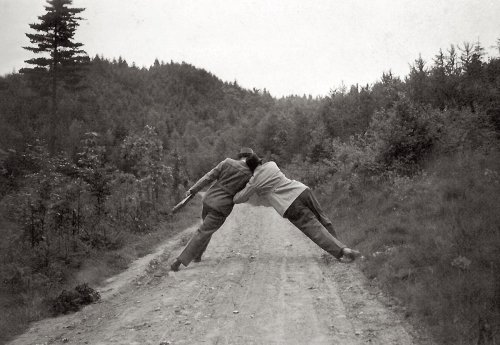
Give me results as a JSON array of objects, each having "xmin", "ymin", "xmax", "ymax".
[{"xmin": 177, "ymin": 204, "xmax": 227, "ymax": 266}]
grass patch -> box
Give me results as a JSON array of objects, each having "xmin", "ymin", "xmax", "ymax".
[{"xmin": 321, "ymin": 151, "xmax": 500, "ymax": 344}]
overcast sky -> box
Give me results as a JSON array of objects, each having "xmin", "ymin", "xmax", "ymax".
[{"xmin": 1, "ymin": 0, "xmax": 499, "ymax": 97}]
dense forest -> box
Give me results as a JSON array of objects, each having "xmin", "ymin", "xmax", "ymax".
[
  {"xmin": 3, "ymin": 41, "xmax": 499, "ymax": 177},
  {"xmin": 0, "ymin": 2, "xmax": 499, "ymax": 344}
]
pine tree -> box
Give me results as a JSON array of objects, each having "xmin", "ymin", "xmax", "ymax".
[
  {"xmin": 430, "ymin": 49, "xmax": 447, "ymax": 109},
  {"xmin": 407, "ymin": 54, "xmax": 428, "ymax": 104},
  {"xmin": 21, "ymin": 0, "xmax": 89, "ymax": 152}
]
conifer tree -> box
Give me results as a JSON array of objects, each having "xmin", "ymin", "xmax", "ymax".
[{"xmin": 21, "ymin": 0, "xmax": 89, "ymax": 152}]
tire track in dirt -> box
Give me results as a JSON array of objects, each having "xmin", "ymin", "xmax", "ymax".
[{"xmin": 8, "ymin": 204, "xmax": 434, "ymax": 345}]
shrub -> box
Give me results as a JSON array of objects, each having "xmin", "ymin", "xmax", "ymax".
[
  {"xmin": 368, "ymin": 99, "xmax": 437, "ymax": 174},
  {"xmin": 433, "ymin": 108, "xmax": 497, "ymax": 154},
  {"xmin": 120, "ymin": 125, "xmax": 172, "ymax": 204},
  {"xmin": 50, "ymin": 283, "xmax": 100, "ymax": 315}
]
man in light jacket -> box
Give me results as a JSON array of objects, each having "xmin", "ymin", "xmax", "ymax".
[
  {"xmin": 170, "ymin": 148, "xmax": 254, "ymax": 272},
  {"xmin": 234, "ymin": 154, "xmax": 360, "ymax": 262}
]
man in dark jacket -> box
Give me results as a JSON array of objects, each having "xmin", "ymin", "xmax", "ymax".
[{"xmin": 170, "ymin": 148, "xmax": 254, "ymax": 271}]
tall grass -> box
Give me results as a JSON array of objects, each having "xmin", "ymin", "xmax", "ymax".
[{"xmin": 321, "ymin": 150, "xmax": 500, "ymax": 344}]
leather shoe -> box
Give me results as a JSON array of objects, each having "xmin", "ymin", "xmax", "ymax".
[
  {"xmin": 341, "ymin": 248, "xmax": 361, "ymax": 262},
  {"xmin": 170, "ymin": 259, "xmax": 181, "ymax": 272}
]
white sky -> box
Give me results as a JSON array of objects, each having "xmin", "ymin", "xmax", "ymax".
[{"xmin": 1, "ymin": 0, "xmax": 499, "ymax": 97}]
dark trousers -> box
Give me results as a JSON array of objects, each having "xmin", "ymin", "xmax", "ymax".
[
  {"xmin": 284, "ymin": 188, "xmax": 345, "ymax": 259},
  {"xmin": 177, "ymin": 204, "xmax": 227, "ymax": 266}
]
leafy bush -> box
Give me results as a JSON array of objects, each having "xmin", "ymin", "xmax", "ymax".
[
  {"xmin": 433, "ymin": 108, "xmax": 497, "ymax": 154},
  {"xmin": 368, "ymin": 99, "xmax": 437, "ymax": 174},
  {"xmin": 50, "ymin": 283, "xmax": 100, "ymax": 315},
  {"xmin": 120, "ymin": 125, "xmax": 172, "ymax": 204}
]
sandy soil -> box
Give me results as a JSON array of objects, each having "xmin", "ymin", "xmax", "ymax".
[{"xmin": 9, "ymin": 204, "xmax": 435, "ymax": 345}]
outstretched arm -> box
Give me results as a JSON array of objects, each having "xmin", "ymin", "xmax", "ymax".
[{"xmin": 188, "ymin": 159, "xmax": 225, "ymax": 195}]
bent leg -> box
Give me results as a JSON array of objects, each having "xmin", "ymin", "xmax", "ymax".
[{"xmin": 177, "ymin": 208, "xmax": 226, "ymax": 266}]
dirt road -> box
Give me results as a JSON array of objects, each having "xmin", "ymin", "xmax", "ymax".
[{"xmin": 9, "ymin": 204, "xmax": 434, "ymax": 345}]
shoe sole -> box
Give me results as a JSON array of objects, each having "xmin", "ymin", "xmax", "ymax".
[{"xmin": 345, "ymin": 251, "xmax": 361, "ymax": 261}]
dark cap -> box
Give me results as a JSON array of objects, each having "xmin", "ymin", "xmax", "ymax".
[{"xmin": 237, "ymin": 147, "xmax": 254, "ymax": 158}]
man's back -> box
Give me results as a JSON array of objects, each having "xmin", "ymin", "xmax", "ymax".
[
  {"xmin": 234, "ymin": 161, "xmax": 306, "ymax": 216},
  {"xmin": 190, "ymin": 158, "xmax": 252, "ymax": 216}
]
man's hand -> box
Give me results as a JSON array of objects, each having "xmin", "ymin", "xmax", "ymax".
[
  {"xmin": 172, "ymin": 192, "xmax": 196, "ymax": 214},
  {"xmin": 185, "ymin": 190, "xmax": 193, "ymax": 198}
]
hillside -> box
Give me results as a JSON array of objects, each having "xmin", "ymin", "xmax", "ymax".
[{"xmin": 1, "ymin": 39, "xmax": 500, "ymax": 344}]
